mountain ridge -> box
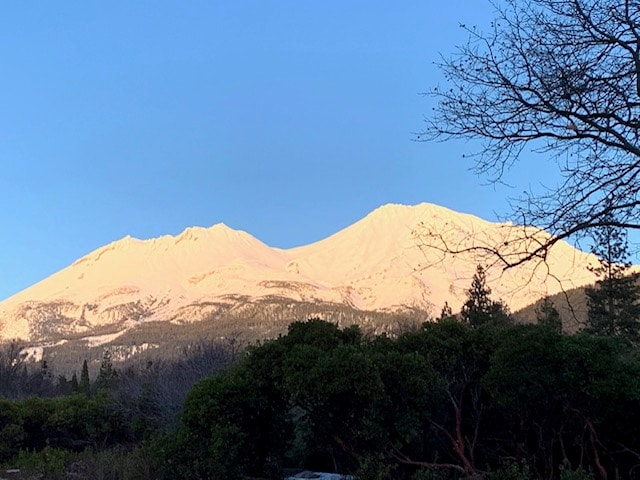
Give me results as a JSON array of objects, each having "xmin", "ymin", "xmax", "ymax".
[{"xmin": 0, "ymin": 202, "xmax": 602, "ymax": 342}]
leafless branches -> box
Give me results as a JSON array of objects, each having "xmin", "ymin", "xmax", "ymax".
[{"xmin": 422, "ymin": 0, "xmax": 640, "ymax": 267}]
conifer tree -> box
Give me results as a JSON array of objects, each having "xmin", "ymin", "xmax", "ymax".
[
  {"xmin": 460, "ymin": 265, "xmax": 510, "ymax": 327},
  {"xmin": 536, "ymin": 297, "xmax": 562, "ymax": 333},
  {"xmin": 438, "ymin": 301, "xmax": 455, "ymax": 322},
  {"xmin": 79, "ymin": 359, "xmax": 90, "ymax": 396},
  {"xmin": 96, "ymin": 349, "xmax": 118, "ymax": 390},
  {"xmin": 56, "ymin": 374, "xmax": 69, "ymax": 394},
  {"xmin": 70, "ymin": 372, "xmax": 79, "ymax": 393},
  {"xmin": 586, "ymin": 220, "xmax": 640, "ymax": 341}
]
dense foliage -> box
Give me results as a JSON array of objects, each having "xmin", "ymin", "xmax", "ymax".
[
  {"xmin": 0, "ymin": 339, "xmax": 238, "ymax": 479},
  {"xmin": 168, "ymin": 319, "xmax": 640, "ymax": 479}
]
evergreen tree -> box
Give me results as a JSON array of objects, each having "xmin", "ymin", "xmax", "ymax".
[
  {"xmin": 56, "ymin": 375, "xmax": 71, "ymax": 395},
  {"xmin": 460, "ymin": 265, "xmax": 510, "ymax": 327},
  {"xmin": 96, "ymin": 349, "xmax": 118, "ymax": 390},
  {"xmin": 438, "ymin": 301, "xmax": 455, "ymax": 322},
  {"xmin": 586, "ymin": 220, "xmax": 640, "ymax": 341},
  {"xmin": 79, "ymin": 359, "xmax": 90, "ymax": 396},
  {"xmin": 536, "ymin": 297, "xmax": 562, "ymax": 333},
  {"xmin": 70, "ymin": 372, "xmax": 79, "ymax": 393}
]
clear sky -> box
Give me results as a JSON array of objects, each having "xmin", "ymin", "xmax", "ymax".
[{"xmin": 0, "ymin": 1, "xmax": 561, "ymax": 301}]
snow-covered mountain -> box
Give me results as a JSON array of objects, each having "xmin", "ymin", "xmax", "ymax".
[{"xmin": 0, "ymin": 203, "xmax": 601, "ymax": 341}]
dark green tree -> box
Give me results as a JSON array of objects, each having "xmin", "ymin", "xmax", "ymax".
[
  {"xmin": 79, "ymin": 360, "xmax": 90, "ymax": 396},
  {"xmin": 177, "ymin": 357, "xmax": 291, "ymax": 479},
  {"xmin": 485, "ymin": 325, "xmax": 640, "ymax": 478},
  {"xmin": 438, "ymin": 301, "xmax": 455, "ymax": 322},
  {"xmin": 536, "ymin": 297, "xmax": 562, "ymax": 333},
  {"xmin": 96, "ymin": 349, "xmax": 118, "ymax": 390},
  {"xmin": 460, "ymin": 265, "xmax": 510, "ymax": 327},
  {"xmin": 585, "ymin": 220, "xmax": 640, "ymax": 341},
  {"xmin": 70, "ymin": 372, "xmax": 79, "ymax": 393}
]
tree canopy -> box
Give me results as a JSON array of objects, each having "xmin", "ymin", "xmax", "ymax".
[
  {"xmin": 585, "ymin": 220, "xmax": 640, "ymax": 340},
  {"xmin": 460, "ymin": 264, "xmax": 510, "ymax": 326},
  {"xmin": 173, "ymin": 319, "xmax": 640, "ymax": 479}
]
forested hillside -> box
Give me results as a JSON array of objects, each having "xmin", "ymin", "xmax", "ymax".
[{"xmin": 2, "ymin": 308, "xmax": 640, "ymax": 479}]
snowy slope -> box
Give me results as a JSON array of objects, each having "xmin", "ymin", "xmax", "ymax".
[{"xmin": 0, "ymin": 203, "xmax": 601, "ymax": 341}]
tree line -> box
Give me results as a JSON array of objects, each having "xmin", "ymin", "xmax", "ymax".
[{"xmin": 169, "ymin": 317, "xmax": 640, "ymax": 479}]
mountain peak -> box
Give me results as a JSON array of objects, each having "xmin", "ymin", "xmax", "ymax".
[
  {"xmin": 171, "ymin": 222, "xmax": 259, "ymax": 249},
  {"xmin": 174, "ymin": 225, "xmax": 209, "ymax": 243},
  {"xmin": 368, "ymin": 202, "xmax": 430, "ymax": 215},
  {"xmin": 0, "ymin": 203, "xmax": 602, "ymax": 342},
  {"xmin": 366, "ymin": 202, "xmax": 474, "ymax": 221}
]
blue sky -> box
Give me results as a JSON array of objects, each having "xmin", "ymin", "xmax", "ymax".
[{"xmin": 0, "ymin": 2, "xmax": 561, "ymax": 300}]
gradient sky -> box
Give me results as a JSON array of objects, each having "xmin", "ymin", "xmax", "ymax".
[{"xmin": 0, "ymin": 2, "xmax": 564, "ymax": 301}]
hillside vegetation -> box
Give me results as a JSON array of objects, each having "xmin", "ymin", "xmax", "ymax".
[{"xmin": 2, "ymin": 316, "xmax": 639, "ymax": 480}]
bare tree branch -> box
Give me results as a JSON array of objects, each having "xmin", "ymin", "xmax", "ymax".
[{"xmin": 421, "ymin": 0, "xmax": 640, "ymax": 268}]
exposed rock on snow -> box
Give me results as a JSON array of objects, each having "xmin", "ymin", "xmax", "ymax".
[{"xmin": 0, "ymin": 203, "xmax": 601, "ymax": 341}]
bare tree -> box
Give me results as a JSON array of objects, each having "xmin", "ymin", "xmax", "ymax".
[{"xmin": 421, "ymin": 0, "xmax": 640, "ymax": 268}]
